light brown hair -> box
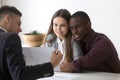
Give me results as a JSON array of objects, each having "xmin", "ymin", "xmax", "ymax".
[{"xmin": 43, "ymin": 9, "xmax": 73, "ymax": 62}]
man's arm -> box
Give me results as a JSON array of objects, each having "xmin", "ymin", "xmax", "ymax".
[
  {"xmin": 5, "ymin": 33, "xmax": 54, "ymax": 80},
  {"xmin": 60, "ymin": 37, "xmax": 112, "ymax": 72}
]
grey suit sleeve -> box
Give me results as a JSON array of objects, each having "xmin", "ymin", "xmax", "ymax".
[
  {"xmin": 5, "ymin": 33, "xmax": 54, "ymax": 80},
  {"xmin": 72, "ymin": 39, "xmax": 83, "ymax": 60}
]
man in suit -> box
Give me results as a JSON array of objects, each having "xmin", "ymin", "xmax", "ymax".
[{"xmin": 0, "ymin": 5, "xmax": 63, "ymax": 80}]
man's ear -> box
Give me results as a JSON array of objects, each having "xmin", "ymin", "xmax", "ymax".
[
  {"xmin": 4, "ymin": 15, "xmax": 10, "ymax": 24},
  {"xmin": 88, "ymin": 22, "xmax": 91, "ymax": 27},
  {"xmin": 87, "ymin": 22, "xmax": 91, "ymax": 29}
]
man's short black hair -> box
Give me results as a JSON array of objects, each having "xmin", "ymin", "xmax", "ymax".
[
  {"xmin": 0, "ymin": 5, "xmax": 22, "ymax": 16},
  {"xmin": 71, "ymin": 11, "xmax": 91, "ymax": 23}
]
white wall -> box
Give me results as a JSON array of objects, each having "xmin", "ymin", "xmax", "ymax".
[{"xmin": 4, "ymin": 0, "xmax": 120, "ymax": 59}]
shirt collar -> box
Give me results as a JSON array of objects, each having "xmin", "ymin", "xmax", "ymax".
[
  {"xmin": 0, "ymin": 27, "xmax": 8, "ymax": 32},
  {"xmin": 57, "ymin": 37, "xmax": 66, "ymax": 55},
  {"xmin": 57, "ymin": 37, "xmax": 65, "ymax": 44}
]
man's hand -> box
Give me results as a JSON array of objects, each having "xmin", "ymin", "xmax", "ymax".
[
  {"xmin": 51, "ymin": 50, "xmax": 63, "ymax": 68},
  {"xmin": 59, "ymin": 62, "xmax": 76, "ymax": 72}
]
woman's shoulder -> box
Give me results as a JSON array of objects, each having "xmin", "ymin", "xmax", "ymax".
[
  {"xmin": 45, "ymin": 33, "xmax": 57, "ymax": 47},
  {"xmin": 46, "ymin": 33, "xmax": 56, "ymax": 41}
]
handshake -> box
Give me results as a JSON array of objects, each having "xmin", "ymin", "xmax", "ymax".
[{"xmin": 50, "ymin": 50, "xmax": 63, "ymax": 68}]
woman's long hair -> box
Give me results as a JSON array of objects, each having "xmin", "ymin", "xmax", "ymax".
[{"xmin": 43, "ymin": 9, "xmax": 73, "ymax": 62}]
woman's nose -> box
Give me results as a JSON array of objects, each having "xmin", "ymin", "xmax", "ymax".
[{"xmin": 57, "ymin": 26, "xmax": 61, "ymax": 31}]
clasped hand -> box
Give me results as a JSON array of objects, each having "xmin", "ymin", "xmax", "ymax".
[{"xmin": 51, "ymin": 50, "xmax": 63, "ymax": 67}]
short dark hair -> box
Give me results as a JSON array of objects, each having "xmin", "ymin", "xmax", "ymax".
[
  {"xmin": 0, "ymin": 5, "xmax": 22, "ymax": 16},
  {"xmin": 71, "ymin": 11, "xmax": 91, "ymax": 23}
]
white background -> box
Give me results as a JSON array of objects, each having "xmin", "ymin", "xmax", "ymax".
[{"xmin": 2, "ymin": 0, "xmax": 120, "ymax": 59}]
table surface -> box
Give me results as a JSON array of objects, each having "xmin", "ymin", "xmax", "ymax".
[{"xmin": 37, "ymin": 71, "xmax": 120, "ymax": 80}]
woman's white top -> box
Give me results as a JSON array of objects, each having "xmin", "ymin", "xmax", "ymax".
[{"xmin": 44, "ymin": 34, "xmax": 83, "ymax": 71}]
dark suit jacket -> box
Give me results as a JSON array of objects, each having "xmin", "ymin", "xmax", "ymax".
[{"xmin": 0, "ymin": 29, "xmax": 54, "ymax": 80}]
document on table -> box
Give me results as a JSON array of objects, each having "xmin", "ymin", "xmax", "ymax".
[
  {"xmin": 22, "ymin": 47, "xmax": 54, "ymax": 65},
  {"xmin": 37, "ymin": 72, "xmax": 79, "ymax": 80},
  {"xmin": 22, "ymin": 47, "xmax": 63, "ymax": 71},
  {"xmin": 37, "ymin": 72, "xmax": 120, "ymax": 80}
]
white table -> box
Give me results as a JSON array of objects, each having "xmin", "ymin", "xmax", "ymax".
[{"xmin": 37, "ymin": 71, "xmax": 120, "ymax": 80}]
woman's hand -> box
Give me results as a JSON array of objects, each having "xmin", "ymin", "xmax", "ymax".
[{"xmin": 59, "ymin": 62, "xmax": 76, "ymax": 72}]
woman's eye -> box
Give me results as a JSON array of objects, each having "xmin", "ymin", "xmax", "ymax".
[{"xmin": 53, "ymin": 23, "xmax": 57, "ymax": 27}]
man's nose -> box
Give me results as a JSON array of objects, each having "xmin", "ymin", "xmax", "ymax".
[
  {"xmin": 72, "ymin": 27, "xmax": 78, "ymax": 34},
  {"xmin": 19, "ymin": 29, "xmax": 22, "ymax": 32}
]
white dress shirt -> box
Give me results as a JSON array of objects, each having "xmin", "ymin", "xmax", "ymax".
[
  {"xmin": 57, "ymin": 38, "xmax": 66, "ymax": 62},
  {"xmin": 0, "ymin": 27, "xmax": 8, "ymax": 32}
]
